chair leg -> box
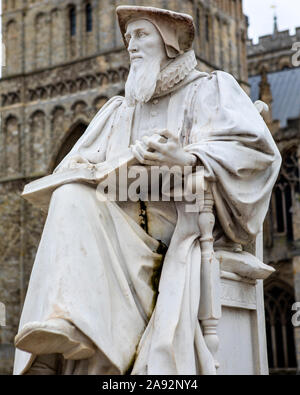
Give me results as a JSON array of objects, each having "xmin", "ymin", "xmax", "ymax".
[
  {"xmin": 198, "ymin": 188, "xmax": 221, "ymax": 370},
  {"xmin": 201, "ymin": 319, "xmax": 220, "ymax": 369}
]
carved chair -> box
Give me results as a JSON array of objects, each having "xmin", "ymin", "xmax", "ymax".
[{"xmin": 197, "ymin": 101, "xmax": 274, "ymax": 375}]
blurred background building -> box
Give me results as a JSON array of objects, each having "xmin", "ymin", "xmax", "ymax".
[
  {"xmin": 247, "ymin": 14, "xmax": 300, "ymax": 374},
  {"xmin": 0, "ymin": 0, "xmax": 298, "ymax": 375}
]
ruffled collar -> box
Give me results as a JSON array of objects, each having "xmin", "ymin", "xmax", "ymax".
[{"xmin": 154, "ymin": 50, "xmax": 198, "ymax": 97}]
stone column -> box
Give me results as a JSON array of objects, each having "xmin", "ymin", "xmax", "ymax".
[
  {"xmin": 219, "ymin": 17, "xmax": 224, "ymax": 70},
  {"xmin": 203, "ymin": 6, "xmax": 210, "ymax": 62},
  {"xmin": 236, "ymin": 28, "xmax": 241, "ymax": 80},
  {"xmin": 240, "ymin": 28, "xmax": 248, "ymax": 82},
  {"xmin": 210, "ymin": 11, "xmax": 216, "ymax": 66},
  {"xmin": 99, "ymin": 0, "xmax": 117, "ymax": 51},
  {"xmin": 200, "ymin": 4, "xmax": 206, "ymax": 61}
]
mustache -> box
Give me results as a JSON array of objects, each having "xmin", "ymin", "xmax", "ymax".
[{"xmin": 130, "ymin": 55, "xmax": 143, "ymax": 62}]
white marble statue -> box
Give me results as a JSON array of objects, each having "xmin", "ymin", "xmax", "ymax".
[{"xmin": 13, "ymin": 6, "xmax": 281, "ymax": 375}]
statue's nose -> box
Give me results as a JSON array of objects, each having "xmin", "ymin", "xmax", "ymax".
[{"xmin": 128, "ymin": 38, "xmax": 138, "ymax": 53}]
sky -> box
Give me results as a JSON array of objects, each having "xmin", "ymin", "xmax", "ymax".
[{"xmin": 243, "ymin": 0, "xmax": 300, "ymax": 43}]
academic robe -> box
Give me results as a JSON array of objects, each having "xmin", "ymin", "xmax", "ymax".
[{"xmin": 14, "ymin": 67, "xmax": 281, "ymax": 375}]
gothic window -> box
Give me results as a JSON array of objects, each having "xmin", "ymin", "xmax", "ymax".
[
  {"xmin": 205, "ymin": 15, "xmax": 210, "ymax": 42},
  {"xmin": 274, "ymin": 187, "xmax": 285, "ymax": 233},
  {"xmin": 86, "ymin": 3, "xmax": 92, "ymax": 32},
  {"xmin": 196, "ymin": 9, "xmax": 200, "ymax": 37},
  {"xmin": 68, "ymin": 6, "xmax": 77, "ymax": 58},
  {"xmin": 69, "ymin": 6, "xmax": 76, "ymax": 36},
  {"xmin": 53, "ymin": 122, "xmax": 87, "ymax": 170},
  {"xmin": 265, "ymin": 282, "xmax": 297, "ymax": 373},
  {"xmin": 272, "ymin": 147, "xmax": 300, "ymax": 241}
]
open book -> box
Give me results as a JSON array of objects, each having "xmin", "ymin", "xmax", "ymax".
[{"xmin": 22, "ymin": 150, "xmax": 136, "ymax": 212}]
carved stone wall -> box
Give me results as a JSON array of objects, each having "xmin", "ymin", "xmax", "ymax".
[
  {"xmin": 247, "ymin": 23, "xmax": 300, "ymax": 77},
  {"xmin": 0, "ymin": 0, "xmax": 248, "ymax": 374},
  {"xmin": 248, "ymin": 18, "xmax": 300, "ymax": 371}
]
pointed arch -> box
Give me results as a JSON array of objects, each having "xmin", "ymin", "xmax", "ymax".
[
  {"xmin": 272, "ymin": 146, "xmax": 299, "ymax": 240},
  {"xmin": 264, "ymin": 279, "xmax": 297, "ymax": 372},
  {"xmin": 50, "ymin": 121, "xmax": 87, "ymax": 172},
  {"xmin": 71, "ymin": 100, "xmax": 87, "ymax": 115}
]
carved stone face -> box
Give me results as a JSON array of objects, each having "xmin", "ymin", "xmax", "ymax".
[{"xmin": 125, "ymin": 19, "xmax": 169, "ymax": 70}]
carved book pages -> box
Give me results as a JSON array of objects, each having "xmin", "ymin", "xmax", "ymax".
[{"xmin": 22, "ymin": 149, "xmax": 136, "ymax": 212}]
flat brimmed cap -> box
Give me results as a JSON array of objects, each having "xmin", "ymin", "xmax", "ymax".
[{"xmin": 116, "ymin": 5, "xmax": 195, "ymax": 57}]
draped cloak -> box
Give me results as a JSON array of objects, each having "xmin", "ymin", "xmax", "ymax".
[{"xmin": 14, "ymin": 67, "xmax": 281, "ymax": 375}]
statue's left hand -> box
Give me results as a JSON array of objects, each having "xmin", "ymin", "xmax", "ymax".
[{"xmin": 131, "ymin": 129, "xmax": 197, "ymax": 168}]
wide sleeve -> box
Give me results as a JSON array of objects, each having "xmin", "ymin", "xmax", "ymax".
[
  {"xmin": 54, "ymin": 96, "xmax": 124, "ymax": 173},
  {"xmin": 184, "ymin": 71, "xmax": 282, "ymax": 244}
]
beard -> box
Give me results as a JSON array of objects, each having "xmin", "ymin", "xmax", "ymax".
[{"xmin": 125, "ymin": 56, "xmax": 162, "ymax": 106}]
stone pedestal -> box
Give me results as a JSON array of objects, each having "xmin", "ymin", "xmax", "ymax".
[
  {"xmin": 217, "ymin": 276, "xmax": 268, "ymax": 374},
  {"xmin": 213, "ymin": 234, "xmax": 273, "ymax": 375}
]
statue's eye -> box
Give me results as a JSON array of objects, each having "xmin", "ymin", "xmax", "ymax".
[{"xmin": 137, "ymin": 31, "xmax": 147, "ymax": 38}]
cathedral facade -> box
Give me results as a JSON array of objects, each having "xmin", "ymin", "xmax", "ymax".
[
  {"xmin": 248, "ymin": 19, "xmax": 300, "ymax": 374},
  {"xmin": 0, "ymin": 0, "xmax": 247, "ymax": 374}
]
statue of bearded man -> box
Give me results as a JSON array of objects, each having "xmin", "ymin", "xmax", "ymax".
[{"xmin": 13, "ymin": 6, "xmax": 281, "ymax": 375}]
